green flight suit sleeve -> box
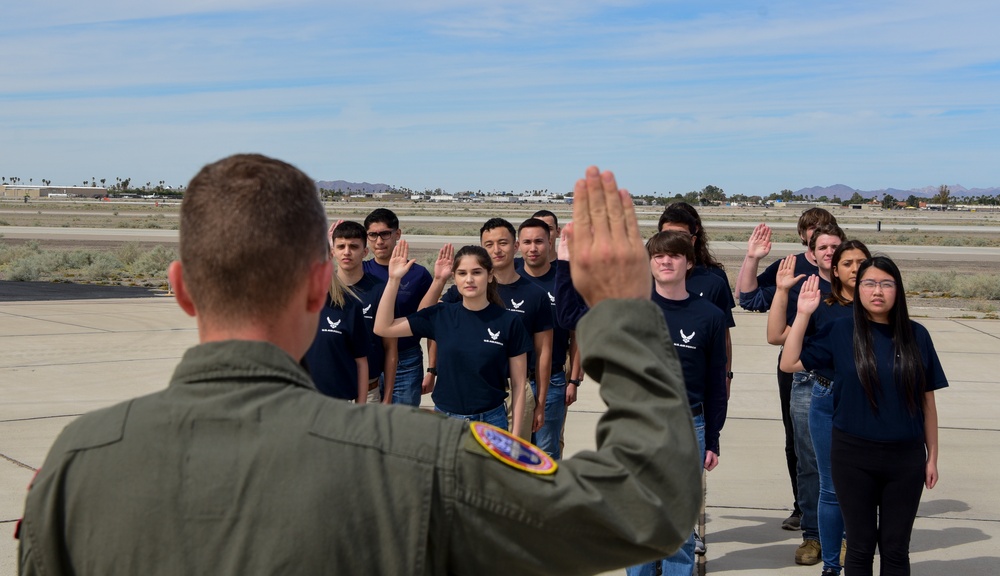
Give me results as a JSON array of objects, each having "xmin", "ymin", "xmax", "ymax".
[{"xmin": 446, "ymin": 299, "xmax": 701, "ymax": 575}]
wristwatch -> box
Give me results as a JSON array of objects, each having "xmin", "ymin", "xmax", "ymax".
[
  {"xmin": 568, "ymin": 378, "xmax": 582, "ymax": 386},
  {"xmin": 427, "ymin": 367, "xmax": 438, "ymax": 375},
  {"xmin": 726, "ymin": 371, "xmax": 734, "ymax": 380}
]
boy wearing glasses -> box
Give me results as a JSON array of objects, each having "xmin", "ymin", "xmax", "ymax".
[{"xmin": 363, "ymin": 208, "xmax": 433, "ymax": 406}]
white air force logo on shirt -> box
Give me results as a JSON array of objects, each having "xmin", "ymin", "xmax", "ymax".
[
  {"xmin": 674, "ymin": 328, "xmax": 697, "ymax": 350},
  {"xmin": 321, "ymin": 316, "xmax": 343, "ymax": 334},
  {"xmin": 484, "ymin": 327, "xmax": 504, "ymax": 346},
  {"xmin": 511, "ymin": 299, "xmax": 524, "ymax": 309},
  {"xmin": 547, "ymin": 292, "xmax": 556, "ymax": 305}
]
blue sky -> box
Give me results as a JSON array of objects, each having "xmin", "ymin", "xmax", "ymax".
[{"xmin": 2, "ymin": 0, "xmax": 998, "ymax": 196}]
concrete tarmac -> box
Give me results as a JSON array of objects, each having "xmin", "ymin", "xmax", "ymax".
[{"xmin": 1, "ymin": 294, "xmax": 998, "ymax": 574}]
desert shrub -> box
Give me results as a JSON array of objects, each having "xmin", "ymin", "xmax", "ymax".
[
  {"xmin": 906, "ymin": 271, "xmax": 955, "ymax": 294},
  {"xmin": 5, "ymin": 255, "xmax": 44, "ymax": 281},
  {"xmin": 62, "ymin": 250, "xmax": 93, "ymax": 268},
  {"xmin": 115, "ymin": 242, "xmax": 143, "ymax": 265},
  {"xmin": 130, "ymin": 245, "xmax": 176, "ymax": 276},
  {"xmin": 954, "ymin": 275, "xmax": 1000, "ymax": 300},
  {"xmin": 84, "ymin": 253, "xmax": 122, "ymax": 281}
]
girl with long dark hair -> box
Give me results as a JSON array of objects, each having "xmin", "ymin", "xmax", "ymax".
[
  {"xmin": 374, "ymin": 241, "xmax": 530, "ymax": 432},
  {"xmin": 781, "ymin": 256, "xmax": 947, "ymax": 576},
  {"xmin": 767, "ymin": 239, "xmax": 870, "ymax": 575}
]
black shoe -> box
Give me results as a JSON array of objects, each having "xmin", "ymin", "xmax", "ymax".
[
  {"xmin": 781, "ymin": 510, "xmax": 802, "ymax": 530},
  {"xmin": 820, "ymin": 569, "xmax": 840, "ymax": 576}
]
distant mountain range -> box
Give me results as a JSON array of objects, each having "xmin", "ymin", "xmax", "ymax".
[
  {"xmin": 316, "ymin": 179, "xmax": 1000, "ymax": 199},
  {"xmin": 794, "ymin": 184, "xmax": 1000, "ymax": 199}
]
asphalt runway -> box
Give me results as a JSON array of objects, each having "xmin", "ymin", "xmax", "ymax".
[{"xmin": 0, "ymin": 281, "xmax": 162, "ymax": 302}]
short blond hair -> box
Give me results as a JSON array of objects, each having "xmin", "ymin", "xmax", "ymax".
[{"xmin": 179, "ymin": 154, "xmax": 328, "ymax": 323}]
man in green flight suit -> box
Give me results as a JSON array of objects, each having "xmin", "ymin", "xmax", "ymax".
[{"xmin": 17, "ymin": 156, "xmax": 701, "ymax": 575}]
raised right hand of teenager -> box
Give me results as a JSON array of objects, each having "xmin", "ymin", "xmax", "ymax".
[
  {"xmin": 557, "ymin": 227, "xmax": 571, "ymax": 262},
  {"xmin": 796, "ymin": 274, "xmax": 822, "ymax": 315},
  {"xmin": 432, "ymin": 243, "xmax": 454, "ymax": 280},
  {"xmin": 566, "ymin": 166, "xmax": 649, "ymax": 306},
  {"xmin": 746, "ymin": 223, "xmax": 772, "ymax": 259},
  {"xmin": 776, "ymin": 253, "xmax": 804, "ymax": 292},
  {"xmin": 388, "ymin": 239, "xmax": 416, "ymax": 281}
]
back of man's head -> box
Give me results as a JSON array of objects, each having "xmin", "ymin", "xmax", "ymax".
[
  {"xmin": 332, "ymin": 220, "xmax": 367, "ymax": 242},
  {"xmin": 180, "ymin": 154, "xmax": 327, "ymax": 324}
]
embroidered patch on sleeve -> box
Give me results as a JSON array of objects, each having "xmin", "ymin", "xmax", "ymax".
[{"xmin": 469, "ymin": 422, "xmax": 558, "ymax": 475}]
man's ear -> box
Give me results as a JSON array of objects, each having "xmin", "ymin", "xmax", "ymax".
[
  {"xmin": 168, "ymin": 261, "xmax": 197, "ymax": 317},
  {"xmin": 307, "ymin": 260, "xmax": 334, "ymax": 314}
]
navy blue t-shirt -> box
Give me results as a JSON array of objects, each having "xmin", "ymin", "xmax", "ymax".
[
  {"xmin": 688, "ymin": 266, "xmax": 736, "ymax": 328},
  {"xmin": 651, "ymin": 291, "xmax": 728, "ymax": 455},
  {"xmin": 800, "ymin": 318, "xmax": 948, "ymax": 442},
  {"xmin": 442, "ymin": 276, "xmax": 553, "ymax": 372},
  {"xmin": 520, "ymin": 265, "xmax": 572, "ymax": 376},
  {"xmin": 553, "ymin": 260, "xmax": 589, "ymax": 331},
  {"xmin": 704, "ymin": 265, "xmax": 737, "ymax": 313},
  {"xmin": 305, "ymin": 296, "xmax": 370, "ymax": 400},
  {"xmin": 408, "ymin": 302, "xmax": 532, "ymax": 415},
  {"xmin": 804, "ymin": 300, "xmax": 853, "ymax": 381},
  {"xmin": 363, "ymin": 259, "xmax": 432, "ymax": 352},
  {"xmin": 741, "ymin": 252, "xmax": 822, "ymax": 314},
  {"xmin": 347, "ymin": 273, "xmax": 388, "ymax": 379}
]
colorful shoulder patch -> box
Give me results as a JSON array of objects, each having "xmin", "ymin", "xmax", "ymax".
[{"xmin": 469, "ymin": 422, "xmax": 558, "ymax": 475}]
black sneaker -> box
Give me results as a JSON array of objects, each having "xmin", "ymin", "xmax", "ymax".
[
  {"xmin": 820, "ymin": 569, "xmax": 840, "ymax": 576},
  {"xmin": 781, "ymin": 510, "xmax": 802, "ymax": 531}
]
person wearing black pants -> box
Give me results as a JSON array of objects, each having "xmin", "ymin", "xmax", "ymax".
[
  {"xmin": 776, "ymin": 358, "xmax": 801, "ymax": 524},
  {"xmin": 831, "ymin": 430, "xmax": 926, "ymax": 574},
  {"xmin": 782, "ymin": 257, "xmax": 947, "ymax": 576}
]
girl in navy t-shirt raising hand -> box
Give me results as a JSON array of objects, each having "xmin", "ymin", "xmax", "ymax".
[
  {"xmin": 780, "ymin": 256, "xmax": 947, "ymax": 576},
  {"xmin": 374, "ymin": 240, "xmax": 532, "ymax": 432}
]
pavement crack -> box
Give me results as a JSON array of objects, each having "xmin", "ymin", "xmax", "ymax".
[
  {"xmin": 1, "ymin": 453, "xmax": 36, "ymax": 472},
  {"xmin": 954, "ymin": 320, "xmax": 1000, "ymax": 341}
]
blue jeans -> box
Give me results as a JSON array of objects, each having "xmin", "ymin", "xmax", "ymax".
[
  {"xmin": 388, "ymin": 345, "xmax": 423, "ymax": 407},
  {"xmin": 627, "ymin": 412, "xmax": 705, "ymax": 576},
  {"xmin": 790, "ymin": 371, "xmax": 820, "ymax": 542},
  {"xmin": 435, "ymin": 403, "xmax": 508, "ymax": 431},
  {"xmin": 810, "ymin": 377, "xmax": 844, "ymax": 573},
  {"xmin": 530, "ymin": 371, "xmax": 568, "ymax": 460}
]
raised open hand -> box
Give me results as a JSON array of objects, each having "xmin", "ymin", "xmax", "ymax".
[
  {"xmin": 433, "ymin": 243, "xmax": 454, "ymax": 280},
  {"xmin": 746, "ymin": 223, "xmax": 772, "ymax": 260},
  {"xmin": 776, "ymin": 253, "xmax": 805, "ymax": 291},
  {"xmin": 796, "ymin": 274, "xmax": 822, "ymax": 315},
  {"xmin": 388, "ymin": 239, "xmax": 416, "ymax": 281},
  {"xmin": 567, "ymin": 166, "xmax": 649, "ymax": 306}
]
